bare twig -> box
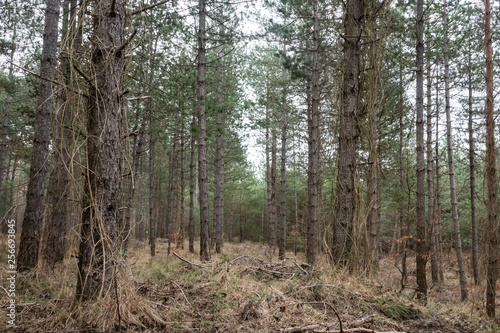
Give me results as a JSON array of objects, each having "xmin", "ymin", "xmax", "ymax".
[
  {"xmin": 172, "ymin": 281, "xmax": 191, "ymax": 305},
  {"xmin": 173, "ymin": 252, "xmax": 208, "ymax": 268},
  {"xmin": 131, "ymin": 0, "xmax": 170, "ymax": 15}
]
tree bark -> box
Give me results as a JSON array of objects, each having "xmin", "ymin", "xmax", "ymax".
[
  {"xmin": 177, "ymin": 126, "xmax": 186, "ymax": 250},
  {"xmin": 18, "ymin": 0, "xmax": 61, "ymax": 272},
  {"xmin": 278, "ymin": 85, "xmax": 287, "ymax": 261},
  {"xmin": 214, "ymin": 98, "xmax": 225, "ymax": 254},
  {"xmin": 415, "ymin": 0, "xmax": 427, "ymax": 300},
  {"xmin": 41, "ymin": 0, "xmax": 74, "ymax": 268},
  {"xmin": 197, "ymin": 0, "xmax": 210, "ymax": 261},
  {"xmin": 188, "ymin": 112, "xmax": 196, "ymax": 253},
  {"xmin": 149, "ymin": 103, "xmax": 156, "ymax": 257},
  {"xmin": 426, "ymin": 56, "xmax": 438, "ymax": 284},
  {"xmin": 76, "ymin": 0, "xmax": 126, "ymax": 301},
  {"xmin": 168, "ymin": 132, "xmax": 179, "ymax": 255},
  {"xmin": 467, "ymin": 38, "xmax": 479, "ymax": 286},
  {"xmin": 335, "ymin": 0, "xmax": 362, "ymax": 264},
  {"xmin": 484, "ymin": 0, "xmax": 498, "ymax": 318},
  {"xmin": 443, "ymin": 0, "xmax": 468, "ymax": 301}
]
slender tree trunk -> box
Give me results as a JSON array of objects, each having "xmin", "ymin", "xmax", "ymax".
[
  {"xmin": 270, "ymin": 124, "xmax": 278, "ymax": 252},
  {"xmin": 18, "ymin": 0, "xmax": 61, "ymax": 272},
  {"xmin": 443, "ymin": 0, "xmax": 468, "ymax": 301},
  {"xmin": 278, "ymin": 88, "xmax": 287, "ymax": 261},
  {"xmin": 398, "ymin": 67, "xmax": 407, "ymax": 283},
  {"xmin": 76, "ymin": 0, "xmax": 126, "ymax": 301},
  {"xmin": 168, "ymin": 132, "xmax": 179, "ymax": 255},
  {"xmin": 307, "ymin": 0, "xmax": 320, "ymax": 266},
  {"xmin": 197, "ymin": 0, "xmax": 210, "ymax": 261},
  {"xmin": 228, "ymin": 179, "xmax": 235, "ymax": 242},
  {"xmin": 178, "ymin": 127, "xmax": 186, "ymax": 250},
  {"xmin": 335, "ymin": 0, "xmax": 362, "ymax": 264},
  {"xmin": 485, "ymin": 0, "xmax": 498, "ymax": 318},
  {"xmin": 266, "ymin": 93, "xmax": 273, "ymax": 249},
  {"xmin": 293, "ymin": 124, "xmax": 299, "ymax": 256},
  {"xmin": 188, "ymin": 112, "xmax": 196, "ymax": 253},
  {"xmin": 214, "ymin": 101, "xmax": 225, "ymax": 254},
  {"xmin": 468, "ymin": 45, "xmax": 479, "ymax": 286},
  {"xmin": 434, "ymin": 66, "xmax": 445, "ymax": 282},
  {"xmin": 415, "ymin": 0, "xmax": 427, "ymax": 300},
  {"xmin": 149, "ymin": 104, "xmax": 156, "ymax": 257},
  {"xmin": 0, "ymin": 3, "xmax": 17, "ymax": 222},
  {"xmin": 426, "ymin": 56, "xmax": 438, "ymax": 284}
]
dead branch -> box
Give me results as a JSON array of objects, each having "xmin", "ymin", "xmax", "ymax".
[
  {"xmin": 173, "ymin": 252, "xmax": 208, "ymax": 268},
  {"xmin": 281, "ymin": 326, "xmax": 406, "ymax": 333},
  {"xmin": 131, "ymin": 0, "xmax": 170, "ymax": 15},
  {"xmin": 349, "ymin": 315, "xmax": 375, "ymax": 328}
]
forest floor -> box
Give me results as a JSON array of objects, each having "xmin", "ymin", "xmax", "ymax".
[{"xmin": 0, "ymin": 236, "xmax": 499, "ymax": 332}]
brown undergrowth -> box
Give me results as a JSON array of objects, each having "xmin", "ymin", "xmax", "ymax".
[{"xmin": 0, "ymin": 236, "xmax": 498, "ymax": 332}]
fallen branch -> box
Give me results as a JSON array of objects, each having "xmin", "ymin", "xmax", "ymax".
[
  {"xmin": 281, "ymin": 326, "xmax": 406, "ymax": 333},
  {"xmin": 173, "ymin": 252, "xmax": 208, "ymax": 268},
  {"xmin": 349, "ymin": 314, "xmax": 375, "ymax": 328}
]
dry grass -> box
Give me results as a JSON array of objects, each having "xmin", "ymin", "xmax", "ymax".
[{"xmin": 0, "ymin": 236, "xmax": 499, "ymax": 332}]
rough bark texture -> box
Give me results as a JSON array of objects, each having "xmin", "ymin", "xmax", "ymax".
[
  {"xmin": 335, "ymin": 0, "xmax": 361, "ymax": 264},
  {"xmin": 443, "ymin": 0, "xmax": 468, "ymax": 301},
  {"xmin": 41, "ymin": 0, "xmax": 73, "ymax": 268},
  {"xmin": 270, "ymin": 125, "xmax": 278, "ymax": 252},
  {"xmin": 485, "ymin": 0, "xmax": 498, "ymax": 318},
  {"xmin": 197, "ymin": 0, "xmax": 210, "ymax": 261},
  {"xmin": 168, "ymin": 133, "xmax": 179, "ymax": 255},
  {"xmin": 18, "ymin": 0, "xmax": 61, "ymax": 272},
  {"xmin": 178, "ymin": 128, "xmax": 185, "ymax": 250},
  {"xmin": 415, "ymin": 0, "xmax": 427, "ymax": 300},
  {"xmin": 76, "ymin": 0, "xmax": 126, "ymax": 301}
]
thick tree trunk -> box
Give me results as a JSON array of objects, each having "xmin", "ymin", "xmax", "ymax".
[
  {"xmin": 415, "ymin": 0, "xmax": 427, "ymax": 300},
  {"xmin": 335, "ymin": 0, "xmax": 362, "ymax": 264},
  {"xmin": 307, "ymin": 0, "xmax": 320, "ymax": 266},
  {"xmin": 426, "ymin": 57, "xmax": 438, "ymax": 284},
  {"xmin": 188, "ymin": 112, "xmax": 196, "ymax": 253},
  {"xmin": 76, "ymin": 0, "xmax": 126, "ymax": 301},
  {"xmin": 18, "ymin": 0, "xmax": 61, "ymax": 272},
  {"xmin": 484, "ymin": 0, "xmax": 498, "ymax": 318},
  {"xmin": 443, "ymin": 0, "xmax": 468, "ymax": 301},
  {"xmin": 197, "ymin": 0, "xmax": 210, "ymax": 261},
  {"xmin": 41, "ymin": 0, "xmax": 74, "ymax": 268}
]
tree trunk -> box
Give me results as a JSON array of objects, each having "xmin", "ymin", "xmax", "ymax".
[
  {"xmin": 214, "ymin": 101, "xmax": 225, "ymax": 254},
  {"xmin": 76, "ymin": 0, "xmax": 126, "ymax": 301},
  {"xmin": 168, "ymin": 132, "xmax": 179, "ymax": 255},
  {"xmin": 443, "ymin": 0, "xmax": 468, "ymax": 301},
  {"xmin": 435, "ymin": 66, "xmax": 445, "ymax": 282},
  {"xmin": 41, "ymin": 0, "xmax": 73, "ymax": 268},
  {"xmin": 228, "ymin": 179, "xmax": 235, "ymax": 242},
  {"xmin": 468, "ymin": 41, "xmax": 479, "ymax": 286},
  {"xmin": 398, "ymin": 66, "xmax": 407, "ymax": 283},
  {"xmin": 177, "ymin": 127, "xmax": 186, "ymax": 250},
  {"xmin": 0, "ymin": 3, "xmax": 17, "ymax": 224},
  {"xmin": 149, "ymin": 104, "xmax": 156, "ymax": 257},
  {"xmin": 426, "ymin": 56, "xmax": 438, "ymax": 284},
  {"xmin": 293, "ymin": 124, "xmax": 299, "ymax": 256},
  {"xmin": 278, "ymin": 88, "xmax": 287, "ymax": 261},
  {"xmin": 307, "ymin": 0, "xmax": 320, "ymax": 266},
  {"xmin": 18, "ymin": 0, "xmax": 61, "ymax": 272},
  {"xmin": 484, "ymin": 0, "xmax": 498, "ymax": 318},
  {"xmin": 270, "ymin": 123, "xmax": 278, "ymax": 252},
  {"xmin": 197, "ymin": 0, "xmax": 210, "ymax": 261},
  {"xmin": 415, "ymin": 0, "xmax": 427, "ymax": 300},
  {"xmin": 335, "ymin": 0, "xmax": 362, "ymax": 264},
  {"xmin": 188, "ymin": 112, "xmax": 196, "ymax": 253}
]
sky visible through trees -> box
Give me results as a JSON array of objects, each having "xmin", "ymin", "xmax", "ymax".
[{"xmin": 1, "ymin": 0, "xmax": 500, "ymax": 330}]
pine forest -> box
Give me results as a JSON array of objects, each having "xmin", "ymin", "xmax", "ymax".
[{"xmin": 1, "ymin": 0, "xmax": 500, "ymax": 331}]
